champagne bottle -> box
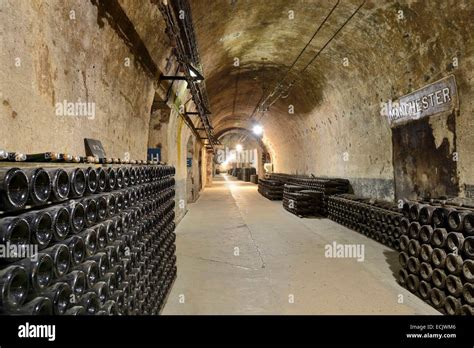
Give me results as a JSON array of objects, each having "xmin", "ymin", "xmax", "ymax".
[
  {"xmin": 42, "ymin": 244, "xmax": 70, "ymax": 277},
  {"xmin": 78, "ymin": 229, "xmax": 97, "ymax": 257},
  {"xmin": 0, "ymin": 168, "xmax": 29, "ymax": 210},
  {"xmin": 116, "ymin": 168, "xmax": 124, "ymax": 189},
  {"xmin": 16, "ymin": 253, "xmax": 54, "ymax": 293},
  {"xmin": 105, "ymin": 194, "xmax": 117, "ymax": 217},
  {"xmin": 62, "ymin": 201, "xmax": 85, "ymax": 234},
  {"xmin": 46, "ymin": 168, "xmax": 70, "ymax": 201},
  {"xmin": 113, "ymin": 215, "xmax": 123, "ymax": 237},
  {"xmin": 21, "ymin": 211, "xmax": 53, "ymax": 249},
  {"xmin": 25, "ymin": 168, "xmax": 51, "ymax": 205},
  {"xmin": 103, "ymin": 220, "xmax": 116, "ymax": 244},
  {"xmin": 0, "ymin": 217, "xmax": 31, "ymax": 262},
  {"xmin": 82, "ymin": 198, "xmax": 98, "ymax": 227},
  {"xmin": 7, "ymin": 152, "xmax": 27, "ymax": 162},
  {"xmin": 104, "ymin": 246, "xmax": 118, "ymax": 268},
  {"xmin": 0, "ymin": 265, "xmax": 29, "ymax": 311},
  {"xmin": 95, "ymin": 224, "xmax": 108, "ymax": 250},
  {"xmin": 101, "ymin": 272, "xmax": 117, "ymax": 293},
  {"xmin": 24, "ymin": 152, "xmax": 60, "ymax": 162},
  {"xmin": 122, "ymin": 167, "xmax": 130, "ymax": 187},
  {"xmin": 67, "ymin": 168, "xmax": 86, "ymax": 198},
  {"xmin": 100, "ymin": 300, "xmax": 118, "ymax": 315},
  {"xmin": 38, "ymin": 281, "xmax": 72, "ymax": 315},
  {"xmin": 109, "ymin": 264, "xmax": 125, "ymax": 285},
  {"xmin": 96, "ymin": 168, "xmax": 107, "ymax": 192},
  {"xmin": 85, "ymin": 167, "xmax": 98, "ymax": 194},
  {"xmin": 63, "ymin": 235, "xmax": 85, "ymax": 265},
  {"xmin": 89, "ymin": 281, "xmax": 110, "ymax": 305},
  {"xmin": 110, "ymin": 289, "xmax": 124, "ymax": 313},
  {"xmin": 129, "ymin": 167, "xmax": 137, "ymax": 186},
  {"xmin": 58, "ymin": 270, "xmax": 86, "ymax": 298},
  {"xmin": 87, "ymin": 252, "xmax": 109, "ymax": 278},
  {"xmin": 13, "ymin": 296, "xmax": 53, "ymax": 315},
  {"xmin": 44, "ymin": 206, "xmax": 70, "ymax": 241},
  {"xmin": 73, "ymin": 260, "xmax": 99, "ymax": 288},
  {"xmin": 96, "ymin": 195, "xmax": 108, "ymax": 221},
  {"xmin": 79, "ymin": 291, "xmax": 100, "ymax": 315},
  {"xmin": 64, "ymin": 305, "xmax": 86, "ymax": 315},
  {"xmin": 106, "ymin": 168, "xmax": 116, "ymax": 191},
  {"xmin": 115, "ymin": 192, "xmax": 124, "ymax": 213}
]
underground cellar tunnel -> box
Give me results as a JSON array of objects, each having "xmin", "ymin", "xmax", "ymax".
[{"xmin": 0, "ymin": 0, "xmax": 474, "ymax": 344}]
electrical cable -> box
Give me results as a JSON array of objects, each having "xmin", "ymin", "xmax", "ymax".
[
  {"xmin": 259, "ymin": 0, "xmax": 341, "ymax": 110},
  {"xmin": 260, "ymin": 0, "xmax": 366, "ymax": 115}
]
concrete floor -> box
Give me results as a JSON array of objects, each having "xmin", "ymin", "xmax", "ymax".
[{"xmin": 163, "ymin": 175, "xmax": 439, "ymax": 315}]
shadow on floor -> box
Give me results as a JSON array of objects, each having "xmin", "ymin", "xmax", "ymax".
[{"xmin": 383, "ymin": 249, "xmax": 400, "ymax": 281}]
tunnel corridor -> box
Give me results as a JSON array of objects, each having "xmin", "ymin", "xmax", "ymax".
[{"xmin": 1, "ymin": 0, "xmax": 474, "ymax": 344}]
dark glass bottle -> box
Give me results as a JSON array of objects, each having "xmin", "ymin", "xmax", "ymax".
[
  {"xmin": 100, "ymin": 299, "xmax": 118, "ymax": 315},
  {"xmin": 57, "ymin": 270, "xmax": 86, "ymax": 298},
  {"xmin": 67, "ymin": 168, "xmax": 86, "ymax": 198},
  {"xmin": 106, "ymin": 168, "xmax": 116, "ymax": 191},
  {"xmin": 44, "ymin": 206, "xmax": 70, "ymax": 241},
  {"xmin": 24, "ymin": 152, "xmax": 60, "ymax": 162},
  {"xmin": 85, "ymin": 167, "xmax": 98, "ymax": 194},
  {"xmin": 17, "ymin": 253, "xmax": 54, "ymax": 293},
  {"xmin": 96, "ymin": 195, "xmax": 108, "ymax": 221},
  {"xmin": 39, "ymin": 281, "xmax": 72, "ymax": 315},
  {"xmin": 73, "ymin": 260, "xmax": 99, "ymax": 288},
  {"xmin": 101, "ymin": 272, "xmax": 117, "ymax": 293},
  {"xmin": 64, "ymin": 305, "xmax": 86, "ymax": 315},
  {"xmin": 42, "ymin": 244, "xmax": 70, "ymax": 277},
  {"xmin": 0, "ymin": 168, "xmax": 29, "ymax": 210},
  {"xmin": 87, "ymin": 252, "xmax": 109, "ymax": 278},
  {"xmin": 0, "ymin": 217, "xmax": 31, "ymax": 262},
  {"xmin": 63, "ymin": 201, "xmax": 85, "ymax": 234},
  {"xmin": 94, "ymin": 224, "xmax": 108, "ymax": 250},
  {"xmin": 82, "ymin": 198, "xmax": 98, "ymax": 227},
  {"xmin": 89, "ymin": 280, "xmax": 110, "ymax": 305},
  {"xmin": 96, "ymin": 168, "xmax": 107, "ymax": 192},
  {"xmin": 80, "ymin": 291, "xmax": 100, "ymax": 315},
  {"xmin": 13, "ymin": 296, "xmax": 53, "ymax": 315},
  {"xmin": 63, "ymin": 235, "xmax": 86, "ymax": 265},
  {"xmin": 77, "ymin": 229, "xmax": 97, "ymax": 257},
  {"xmin": 25, "ymin": 168, "xmax": 51, "ymax": 205},
  {"xmin": 104, "ymin": 246, "xmax": 118, "ymax": 268},
  {"xmin": 21, "ymin": 211, "xmax": 53, "ymax": 249},
  {"xmin": 46, "ymin": 168, "xmax": 70, "ymax": 201},
  {"xmin": 7, "ymin": 152, "xmax": 27, "ymax": 162},
  {"xmin": 0, "ymin": 265, "xmax": 29, "ymax": 311}
]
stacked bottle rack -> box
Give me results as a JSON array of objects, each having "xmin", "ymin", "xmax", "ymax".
[{"xmin": 0, "ymin": 162, "xmax": 177, "ymax": 315}]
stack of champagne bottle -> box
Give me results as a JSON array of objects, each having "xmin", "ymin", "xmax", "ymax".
[
  {"xmin": 0, "ymin": 159, "xmax": 177, "ymax": 315},
  {"xmin": 241, "ymin": 168, "xmax": 256, "ymax": 182},
  {"xmin": 328, "ymin": 194, "xmax": 403, "ymax": 250},
  {"xmin": 282, "ymin": 184, "xmax": 323, "ymax": 217},
  {"xmin": 285, "ymin": 177, "xmax": 350, "ymax": 216},
  {"xmin": 257, "ymin": 173, "xmax": 306, "ymax": 201},
  {"xmin": 258, "ymin": 179, "xmax": 284, "ymax": 200},
  {"xmin": 258, "ymin": 174, "xmax": 350, "ymax": 210},
  {"xmin": 0, "ymin": 150, "xmax": 157, "ymax": 165},
  {"xmin": 229, "ymin": 167, "xmax": 257, "ymax": 182},
  {"xmin": 398, "ymin": 201, "xmax": 474, "ymax": 315}
]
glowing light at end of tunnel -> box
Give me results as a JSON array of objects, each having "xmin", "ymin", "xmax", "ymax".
[
  {"xmin": 252, "ymin": 124, "xmax": 263, "ymax": 135},
  {"xmin": 236, "ymin": 144, "xmax": 243, "ymax": 152}
]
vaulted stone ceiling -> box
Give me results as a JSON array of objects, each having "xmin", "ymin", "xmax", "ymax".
[{"xmin": 189, "ymin": 0, "xmax": 474, "ymax": 189}]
